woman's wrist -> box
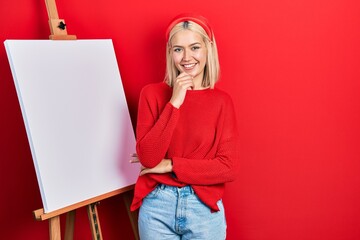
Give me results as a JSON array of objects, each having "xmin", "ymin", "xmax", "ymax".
[
  {"xmin": 169, "ymin": 99, "xmax": 181, "ymax": 109},
  {"xmin": 167, "ymin": 158, "xmax": 173, "ymax": 172}
]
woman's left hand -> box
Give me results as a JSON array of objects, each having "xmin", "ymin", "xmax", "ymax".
[{"xmin": 130, "ymin": 153, "xmax": 173, "ymax": 176}]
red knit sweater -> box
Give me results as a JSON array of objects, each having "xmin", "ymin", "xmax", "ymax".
[{"xmin": 130, "ymin": 82, "xmax": 238, "ymax": 212}]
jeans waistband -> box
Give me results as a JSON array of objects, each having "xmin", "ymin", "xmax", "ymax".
[{"xmin": 158, "ymin": 184, "xmax": 195, "ymax": 195}]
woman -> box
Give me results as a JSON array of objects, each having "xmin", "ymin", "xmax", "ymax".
[{"xmin": 130, "ymin": 13, "xmax": 239, "ymax": 240}]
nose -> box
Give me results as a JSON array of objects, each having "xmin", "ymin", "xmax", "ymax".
[{"xmin": 182, "ymin": 48, "xmax": 191, "ymax": 61}]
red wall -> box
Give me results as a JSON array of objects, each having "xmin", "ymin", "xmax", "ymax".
[{"xmin": 1, "ymin": 0, "xmax": 359, "ymax": 239}]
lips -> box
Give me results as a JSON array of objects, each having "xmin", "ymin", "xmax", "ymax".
[{"xmin": 182, "ymin": 63, "xmax": 196, "ymax": 70}]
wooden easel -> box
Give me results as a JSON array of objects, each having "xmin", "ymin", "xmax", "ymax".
[
  {"xmin": 34, "ymin": 186, "xmax": 139, "ymax": 240},
  {"xmin": 33, "ymin": 1, "xmax": 139, "ymax": 239},
  {"xmin": 45, "ymin": 0, "xmax": 76, "ymax": 40}
]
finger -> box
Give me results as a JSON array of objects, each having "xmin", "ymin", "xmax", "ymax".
[
  {"xmin": 139, "ymin": 168, "xmax": 148, "ymax": 176},
  {"xmin": 180, "ymin": 80, "xmax": 195, "ymax": 90},
  {"xmin": 130, "ymin": 158, "xmax": 140, "ymax": 163},
  {"xmin": 176, "ymin": 78, "xmax": 194, "ymax": 88},
  {"xmin": 177, "ymin": 71, "xmax": 191, "ymax": 78},
  {"xmin": 130, "ymin": 153, "xmax": 139, "ymax": 163},
  {"xmin": 176, "ymin": 73, "xmax": 193, "ymax": 81},
  {"xmin": 176, "ymin": 72, "xmax": 193, "ymax": 81}
]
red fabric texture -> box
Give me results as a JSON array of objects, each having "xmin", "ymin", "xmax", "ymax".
[
  {"xmin": 165, "ymin": 13, "xmax": 214, "ymax": 41},
  {"xmin": 131, "ymin": 82, "xmax": 239, "ymax": 212}
]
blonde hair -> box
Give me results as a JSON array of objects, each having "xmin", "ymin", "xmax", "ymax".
[{"xmin": 165, "ymin": 21, "xmax": 220, "ymax": 88}]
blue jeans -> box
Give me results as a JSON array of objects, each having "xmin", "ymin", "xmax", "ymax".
[{"xmin": 138, "ymin": 184, "xmax": 227, "ymax": 240}]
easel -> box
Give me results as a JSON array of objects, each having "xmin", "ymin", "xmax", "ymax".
[
  {"xmin": 34, "ymin": 186, "xmax": 139, "ymax": 240},
  {"xmin": 45, "ymin": 0, "xmax": 76, "ymax": 40},
  {"xmin": 33, "ymin": 1, "xmax": 139, "ymax": 239}
]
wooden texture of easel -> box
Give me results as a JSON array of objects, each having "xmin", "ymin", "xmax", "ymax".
[
  {"xmin": 34, "ymin": 186, "xmax": 139, "ymax": 240},
  {"xmin": 45, "ymin": 0, "xmax": 76, "ymax": 40},
  {"xmin": 32, "ymin": 1, "xmax": 139, "ymax": 239}
]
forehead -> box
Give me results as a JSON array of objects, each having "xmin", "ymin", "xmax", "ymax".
[{"xmin": 171, "ymin": 29, "xmax": 204, "ymax": 46}]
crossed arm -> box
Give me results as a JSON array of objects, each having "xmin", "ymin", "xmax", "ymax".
[{"xmin": 130, "ymin": 153, "xmax": 172, "ymax": 176}]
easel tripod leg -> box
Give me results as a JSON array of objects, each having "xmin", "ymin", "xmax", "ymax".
[
  {"xmin": 64, "ymin": 210, "xmax": 76, "ymax": 240},
  {"xmin": 49, "ymin": 216, "xmax": 61, "ymax": 240},
  {"xmin": 87, "ymin": 203, "xmax": 103, "ymax": 240},
  {"xmin": 123, "ymin": 190, "xmax": 139, "ymax": 240}
]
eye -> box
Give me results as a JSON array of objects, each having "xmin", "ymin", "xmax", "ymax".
[
  {"xmin": 191, "ymin": 46, "xmax": 201, "ymax": 51},
  {"xmin": 173, "ymin": 47, "xmax": 183, "ymax": 52}
]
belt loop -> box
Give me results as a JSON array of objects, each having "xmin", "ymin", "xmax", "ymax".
[{"xmin": 159, "ymin": 184, "xmax": 165, "ymax": 190}]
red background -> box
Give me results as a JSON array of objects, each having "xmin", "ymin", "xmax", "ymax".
[{"xmin": 1, "ymin": 0, "xmax": 359, "ymax": 239}]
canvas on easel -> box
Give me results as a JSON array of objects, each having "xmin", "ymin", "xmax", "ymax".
[
  {"xmin": 5, "ymin": 39, "xmax": 139, "ymax": 213},
  {"xmin": 4, "ymin": 1, "xmax": 140, "ymax": 239}
]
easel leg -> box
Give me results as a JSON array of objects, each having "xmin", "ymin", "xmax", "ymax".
[
  {"xmin": 123, "ymin": 190, "xmax": 139, "ymax": 240},
  {"xmin": 49, "ymin": 216, "xmax": 61, "ymax": 240},
  {"xmin": 87, "ymin": 203, "xmax": 103, "ymax": 240},
  {"xmin": 64, "ymin": 210, "xmax": 76, "ymax": 240}
]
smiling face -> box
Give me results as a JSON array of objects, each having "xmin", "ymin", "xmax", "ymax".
[{"xmin": 170, "ymin": 29, "xmax": 208, "ymax": 87}]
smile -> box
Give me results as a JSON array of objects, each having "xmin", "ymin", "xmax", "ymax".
[{"xmin": 182, "ymin": 63, "xmax": 196, "ymax": 70}]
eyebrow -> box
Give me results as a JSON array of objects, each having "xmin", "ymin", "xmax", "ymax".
[{"xmin": 172, "ymin": 42, "xmax": 202, "ymax": 48}]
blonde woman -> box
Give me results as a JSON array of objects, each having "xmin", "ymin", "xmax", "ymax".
[{"xmin": 131, "ymin": 13, "xmax": 238, "ymax": 240}]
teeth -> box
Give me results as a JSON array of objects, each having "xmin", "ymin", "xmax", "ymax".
[{"xmin": 183, "ymin": 63, "xmax": 196, "ymax": 68}]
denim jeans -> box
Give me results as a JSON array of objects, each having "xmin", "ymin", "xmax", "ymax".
[{"xmin": 138, "ymin": 184, "xmax": 227, "ymax": 240}]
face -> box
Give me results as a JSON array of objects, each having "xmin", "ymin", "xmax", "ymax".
[{"xmin": 170, "ymin": 30, "xmax": 207, "ymax": 84}]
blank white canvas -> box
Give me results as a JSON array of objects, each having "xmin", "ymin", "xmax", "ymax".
[{"xmin": 5, "ymin": 40, "xmax": 139, "ymax": 213}]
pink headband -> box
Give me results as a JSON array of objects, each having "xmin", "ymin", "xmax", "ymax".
[{"xmin": 165, "ymin": 13, "xmax": 213, "ymax": 42}]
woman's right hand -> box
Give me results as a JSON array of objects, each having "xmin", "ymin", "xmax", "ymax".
[{"xmin": 170, "ymin": 72, "xmax": 194, "ymax": 108}]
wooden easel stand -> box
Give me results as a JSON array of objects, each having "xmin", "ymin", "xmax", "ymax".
[
  {"xmin": 88, "ymin": 203, "xmax": 102, "ymax": 240},
  {"xmin": 45, "ymin": 0, "xmax": 77, "ymax": 40},
  {"xmin": 32, "ymin": 1, "xmax": 140, "ymax": 239},
  {"xmin": 34, "ymin": 186, "xmax": 139, "ymax": 240}
]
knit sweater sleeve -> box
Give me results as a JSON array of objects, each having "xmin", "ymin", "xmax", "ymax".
[
  {"xmin": 136, "ymin": 85, "xmax": 180, "ymax": 168},
  {"xmin": 172, "ymin": 96, "xmax": 239, "ymax": 185}
]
